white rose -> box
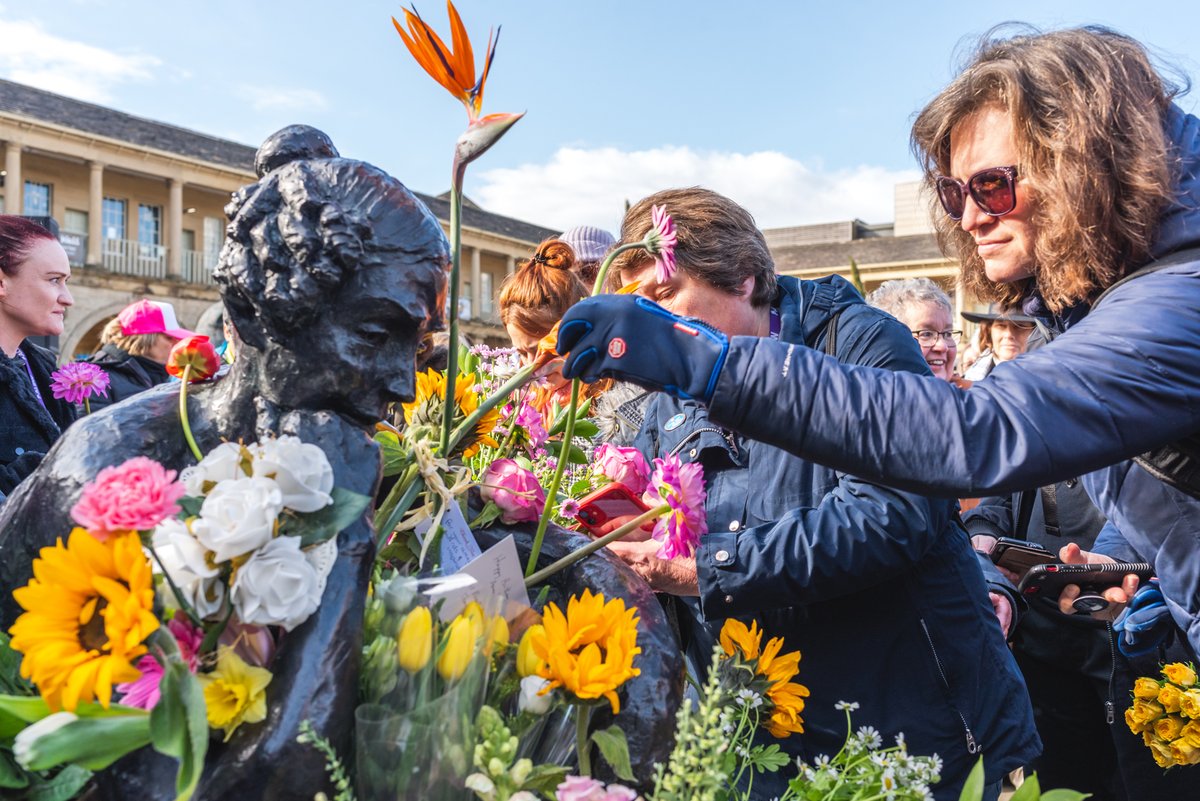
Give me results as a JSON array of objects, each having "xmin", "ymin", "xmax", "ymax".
[
  {"xmin": 253, "ymin": 435, "xmax": 334, "ymax": 513},
  {"xmin": 14, "ymin": 712, "xmax": 78, "ymax": 769},
  {"xmin": 518, "ymin": 675, "xmax": 553, "ymax": 716},
  {"xmin": 181, "ymin": 441, "xmax": 247, "ymax": 495},
  {"xmin": 192, "ymin": 476, "xmax": 282, "ymax": 563},
  {"xmin": 231, "ymin": 535, "xmax": 321, "ymax": 631},
  {"xmin": 151, "ymin": 518, "xmax": 225, "ymax": 618}
]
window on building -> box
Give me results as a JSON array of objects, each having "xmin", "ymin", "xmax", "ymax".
[
  {"xmin": 23, "ymin": 181, "xmax": 51, "ymax": 216},
  {"xmin": 137, "ymin": 204, "xmax": 161, "ymax": 247},
  {"xmin": 64, "ymin": 209, "xmax": 88, "ymax": 233},
  {"xmin": 202, "ymin": 216, "xmax": 222, "ymax": 268},
  {"xmin": 182, "ymin": 230, "xmax": 196, "ymax": 252},
  {"xmin": 103, "ymin": 198, "xmax": 127, "ymax": 240},
  {"xmin": 479, "ymin": 272, "xmax": 494, "ymax": 319}
]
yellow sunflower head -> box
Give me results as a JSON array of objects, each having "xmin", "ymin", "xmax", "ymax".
[
  {"xmin": 719, "ymin": 618, "xmax": 762, "ymax": 661},
  {"xmin": 716, "ymin": 622, "xmax": 809, "ymax": 739},
  {"xmin": 400, "ymin": 369, "xmax": 499, "ymax": 458},
  {"xmin": 528, "ymin": 589, "xmax": 641, "ymax": 713},
  {"xmin": 9, "ymin": 529, "xmax": 159, "ymax": 711}
]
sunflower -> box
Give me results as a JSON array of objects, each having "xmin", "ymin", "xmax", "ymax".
[
  {"xmin": 528, "ymin": 588, "xmax": 640, "ymax": 713},
  {"xmin": 401, "ymin": 368, "xmax": 499, "ymax": 458},
  {"xmin": 717, "ymin": 618, "xmax": 809, "ymax": 738},
  {"xmin": 9, "ymin": 529, "xmax": 159, "ymax": 711}
]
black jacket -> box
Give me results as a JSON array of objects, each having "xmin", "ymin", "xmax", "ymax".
[
  {"xmin": 0, "ymin": 341, "xmax": 77, "ymax": 494},
  {"xmin": 86, "ymin": 344, "xmax": 171, "ymax": 411}
]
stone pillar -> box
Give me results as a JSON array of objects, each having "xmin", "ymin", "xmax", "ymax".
[
  {"xmin": 4, "ymin": 141, "xmax": 22, "ymax": 214},
  {"xmin": 506, "ymin": 254, "xmax": 516, "ymax": 277},
  {"xmin": 470, "ymin": 247, "xmax": 482, "ymax": 322},
  {"xmin": 87, "ymin": 162, "xmax": 104, "ymax": 265},
  {"xmin": 167, "ymin": 178, "xmax": 183, "ymax": 278}
]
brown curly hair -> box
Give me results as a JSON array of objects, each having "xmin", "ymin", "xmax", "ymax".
[
  {"xmin": 498, "ymin": 239, "xmax": 588, "ymax": 339},
  {"xmin": 911, "ymin": 26, "xmax": 1182, "ymax": 313}
]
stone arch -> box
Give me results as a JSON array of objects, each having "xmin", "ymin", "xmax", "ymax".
[{"xmin": 61, "ymin": 301, "xmax": 131, "ymax": 359}]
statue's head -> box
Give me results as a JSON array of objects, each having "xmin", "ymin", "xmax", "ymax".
[{"xmin": 216, "ymin": 126, "xmax": 450, "ymax": 425}]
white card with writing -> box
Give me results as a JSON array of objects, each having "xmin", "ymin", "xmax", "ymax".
[
  {"xmin": 413, "ymin": 501, "xmax": 482, "ymax": 575},
  {"xmin": 423, "ymin": 534, "xmax": 531, "ymax": 621}
]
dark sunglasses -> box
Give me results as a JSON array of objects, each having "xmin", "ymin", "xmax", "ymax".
[{"xmin": 935, "ymin": 165, "xmax": 1019, "ymax": 221}]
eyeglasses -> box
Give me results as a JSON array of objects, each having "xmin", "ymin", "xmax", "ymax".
[
  {"xmin": 935, "ymin": 165, "xmax": 1019, "ymax": 221},
  {"xmin": 911, "ymin": 329, "xmax": 962, "ymax": 347}
]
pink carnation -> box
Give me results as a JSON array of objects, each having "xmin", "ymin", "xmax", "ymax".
[
  {"xmin": 593, "ymin": 444, "xmax": 651, "ymax": 495},
  {"xmin": 643, "ymin": 454, "xmax": 707, "ymax": 559},
  {"xmin": 116, "ymin": 614, "xmax": 203, "ymax": 709},
  {"xmin": 71, "ymin": 456, "xmax": 186, "ymax": 539},
  {"xmin": 481, "ymin": 458, "xmax": 546, "ymax": 524},
  {"xmin": 49, "ymin": 362, "xmax": 110, "ymax": 405},
  {"xmin": 556, "ymin": 776, "xmax": 640, "ymax": 801}
]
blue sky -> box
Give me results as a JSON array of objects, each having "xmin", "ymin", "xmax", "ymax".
[{"xmin": 5, "ymin": 1, "xmax": 1199, "ymax": 234}]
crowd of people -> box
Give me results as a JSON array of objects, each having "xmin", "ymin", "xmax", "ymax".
[{"xmin": 2, "ymin": 23, "xmax": 1198, "ymax": 801}]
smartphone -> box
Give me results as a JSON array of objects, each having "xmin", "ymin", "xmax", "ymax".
[
  {"xmin": 1016, "ymin": 562, "xmax": 1156, "ymax": 613},
  {"xmin": 989, "ymin": 537, "xmax": 1055, "ymax": 576},
  {"xmin": 575, "ymin": 483, "xmax": 650, "ymax": 537}
]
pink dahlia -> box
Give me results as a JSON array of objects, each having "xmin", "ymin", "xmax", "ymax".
[
  {"xmin": 70, "ymin": 456, "xmax": 187, "ymax": 539},
  {"xmin": 49, "ymin": 362, "xmax": 110, "ymax": 405},
  {"xmin": 593, "ymin": 444, "xmax": 651, "ymax": 495},
  {"xmin": 643, "ymin": 454, "xmax": 707, "ymax": 559},
  {"xmin": 648, "ymin": 204, "xmax": 677, "ymax": 285},
  {"xmin": 481, "ymin": 458, "xmax": 546, "ymax": 524},
  {"xmin": 115, "ymin": 614, "xmax": 203, "ymax": 709}
]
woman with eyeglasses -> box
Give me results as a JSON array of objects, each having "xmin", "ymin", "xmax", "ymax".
[
  {"xmin": 867, "ymin": 277, "xmax": 963, "ymax": 382},
  {"xmin": 556, "ymin": 25, "xmax": 1200, "ymax": 681}
]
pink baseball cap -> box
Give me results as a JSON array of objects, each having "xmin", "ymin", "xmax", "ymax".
[{"xmin": 117, "ymin": 300, "xmax": 199, "ymax": 340}]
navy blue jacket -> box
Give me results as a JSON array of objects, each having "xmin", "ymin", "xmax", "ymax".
[
  {"xmin": 637, "ymin": 275, "xmax": 1039, "ymax": 798},
  {"xmin": 707, "ymin": 105, "xmax": 1200, "ymax": 659},
  {"xmin": 0, "ymin": 341, "xmax": 76, "ymax": 495}
]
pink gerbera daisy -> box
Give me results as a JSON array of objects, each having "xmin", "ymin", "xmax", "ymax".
[{"xmin": 647, "ymin": 204, "xmax": 678, "ymax": 284}]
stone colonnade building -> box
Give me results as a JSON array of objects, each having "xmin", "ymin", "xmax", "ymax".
[{"xmin": 0, "ymin": 78, "xmax": 556, "ymax": 358}]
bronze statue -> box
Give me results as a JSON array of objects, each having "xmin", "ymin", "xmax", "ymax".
[{"xmin": 0, "ymin": 126, "xmax": 680, "ymax": 798}]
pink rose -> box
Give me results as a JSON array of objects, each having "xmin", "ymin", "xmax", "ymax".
[
  {"xmin": 71, "ymin": 456, "xmax": 187, "ymax": 539},
  {"xmin": 555, "ymin": 776, "xmax": 640, "ymax": 801},
  {"xmin": 593, "ymin": 444, "xmax": 651, "ymax": 495},
  {"xmin": 481, "ymin": 459, "xmax": 546, "ymax": 524}
]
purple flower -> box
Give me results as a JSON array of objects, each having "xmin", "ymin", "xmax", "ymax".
[
  {"xmin": 647, "ymin": 204, "xmax": 677, "ymax": 284},
  {"xmin": 559, "ymin": 498, "xmax": 581, "ymax": 520},
  {"xmin": 643, "ymin": 454, "xmax": 707, "ymax": 559},
  {"xmin": 514, "ymin": 400, "xmax": 549, "ymax": 450},
  {"xmin": 50, "ymin": 362, "xmax": 110, "ymax": 405}
]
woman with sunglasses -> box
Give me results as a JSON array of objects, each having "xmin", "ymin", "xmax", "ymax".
[{"xmin": 556, "ymin": 27, "xmax": 1200, "ymax": 671}]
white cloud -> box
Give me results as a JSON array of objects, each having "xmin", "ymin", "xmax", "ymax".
[
  {"xmin": 472, "ymin": 145, "xmax": 920, "ymax": 233},
  {"xmin": 236, "ymin": 85, "xmax": 328, "ymax": 113},
  {"xmin": 0, "ymin": 17, "xmax": 159, "ymax": 102}
]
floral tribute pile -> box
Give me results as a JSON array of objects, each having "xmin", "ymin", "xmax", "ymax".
[{"xmin": 0, "ymin": 436, "xmax": 369, "ymax": 799}]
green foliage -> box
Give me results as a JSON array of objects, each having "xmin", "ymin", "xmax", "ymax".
[
  {"xmin": 957, "ymin": 760, "xmax": 1090, "ymax": 801},
  {"xmin": 297, "ymin": 719, "xmax": 357, "ymax": 801},
  {"xmin": 465, "ymin": 706, "xmax": 568, "ymax": 801},
  {"xmin": 650, "ymin": 649, "xmax": 736, "ymax": 801},
  {"xmin": 590, "ymin": 724, "xmax": 634, "ymax": 782},
  {"xmin": 279, "ymin": 487, "xmax": 372, "ymax": 547},
  {"xmin": 149, "ymin": 654, "xmax": 208, "ymax": 801}
]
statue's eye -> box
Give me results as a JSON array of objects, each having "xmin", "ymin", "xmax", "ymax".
[{"xmin": 358, "ymin": 328, "xmax": 389, "ymax": 347}]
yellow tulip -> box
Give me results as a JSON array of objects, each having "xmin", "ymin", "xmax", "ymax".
[
  {"xmin": 397, "ymin": 607, "xmax": 433, "ymax": 673},
  {"xmin": 485, "ymin": 615, "xmax": 510, "ymax": 656},
  {"xmin": 517, "ymin": 625, "xmax": 546, "ymax": 677},
  {"xmin": 437, "ymin": 615, "xmax": 476, "ymax": 681}
]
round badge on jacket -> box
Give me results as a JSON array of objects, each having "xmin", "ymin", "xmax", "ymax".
[{"xmin": 665, "ymin": 413, "xmax": 686, "ymax": 431}]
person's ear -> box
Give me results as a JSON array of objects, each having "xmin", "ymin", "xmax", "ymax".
[{"xmin": 739, "ymin": 275, "xmax": 755, "ymax": 298}]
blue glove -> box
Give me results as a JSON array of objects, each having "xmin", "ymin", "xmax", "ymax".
[
  {"xmin": 557, "ymin": 295, "xmax": 729, "ymax": 402},
  {"xmin": 1113, "ymin": 579, "xmax": 1174, "ymax": 657}
]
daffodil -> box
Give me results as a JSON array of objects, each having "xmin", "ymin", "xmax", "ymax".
[
  {"xmin": 397, "ymin": 606, "xmax": 433, "ymax": 673},
  {"xmin": 199, "ymin": 648, "xmax": 272, "ymax": 741},
  {"xmin": 402, "ymin": 369, "xmax": 499, "ymax": 458},
  {"xmin": 528, "ymin": 589, "xmax": 640, "ymax": 714},
  {"xmin": 9, "ymin": 529, "xmax": 159, "ymax": 711}
]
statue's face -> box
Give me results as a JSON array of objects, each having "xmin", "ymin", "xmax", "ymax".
[{"xmin": 258, "ymin": 262, "xmax": 441, "ymax": 425}]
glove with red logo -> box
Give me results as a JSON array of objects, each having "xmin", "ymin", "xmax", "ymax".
[{"xmin": 556, "ymin": 294, "xmax": 729, "ymax": 402}]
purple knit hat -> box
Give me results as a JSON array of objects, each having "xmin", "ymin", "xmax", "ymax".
[{"xmin": 558, "ymin": 225, "xmax": 616, "ymax": 264}]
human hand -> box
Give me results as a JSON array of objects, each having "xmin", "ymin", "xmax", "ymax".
[
  {"xmin": 557, "ymin": 295, "xmax": 729, "ymax": 402},
  {"xmin": 1056, "ymin": 542, "xmax": 1139, "ymax": 619},
  {"xmin": 989, "ymin": 591, "xmax": 1014, "ymax": 637},
  {"xmin": 607, "ymin": 539, "xmax": 700, "ymax": 596}
]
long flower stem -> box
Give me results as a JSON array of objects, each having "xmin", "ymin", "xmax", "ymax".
[
  {"xmin": 178, "ymin": 365, "xmax": 203, "ymax": 462},
  {"xmin": 440, "ymin": 181, "xmax": 465, "ymax": 455},
  {"xmin": 146, "ymin": 543, "xmax": 203, "ymax": 628},
  {"xmin": 575, "ymin": 704, "xmax": 592, "ymax": 776},
  {"xmin": 525, "ymin": 380, "xmax": 580, "ymax": 576},
  {"xmin": 525, "ymin": 503, "xmax": 669, "ymax": 588},
  {"xmin": 374, "ymin": 462, "xmax": 419, "ymax": 532},
  {"xmin": 446, "ymin": 362, "xmax": 537, "ymax": 455},
  {"xmin": 589, "ymin": 241, "xmax": 649, "ymax": 296},
  {"xmin": 376, "ymin": 470, "xmax": 423, "ymax": 551}
]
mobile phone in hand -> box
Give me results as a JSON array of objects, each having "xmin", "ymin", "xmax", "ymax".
[
  {"xmin": 576, "ymin": 483, "xmax": 650, "ymax": 537},
  {"xmin": 1016, "ymin": 561, "xmax": 1155, "ymax": 613},
  {"xmin": 990, "ymin": 537, "xmax": 1055, "ymax": 577}
]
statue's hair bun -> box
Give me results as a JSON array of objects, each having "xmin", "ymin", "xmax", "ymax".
[{"xmin": 254, "ymin": 125, "xmax": 340, "ymax": 177}]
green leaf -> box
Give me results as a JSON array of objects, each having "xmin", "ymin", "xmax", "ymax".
[
  {"xmin": 590, "ymin": 724, "xmax": 634, "ymax": 782},
  {"xmin": 177, "ymin": 496, "xmax": 203, "ymax": 519},
  {"xmin": 150, "ymin": 660, "xmax": 208, "ymax": 801},
  {"xmin": 957, "ymin": 756, "xmax": 985, "ymax": 801},
  {"xmin": 1038, "ymin": 791, "xmax": 1092, "ymax": 801},
  {"xmin": 569, "ymin": 478, "xmax": 594, "ymax": 496},
  {"xmin": 572, "ymin": 420, "xmax": 599, "ymax": 439},
  {"xmin": 24, "ymin": 765, "xmax": 92, "ymax": 801},
  {"xmin": 278, "ymin": 487, "xmax": 372, "ymax": 547},
  {"xmin": 469, "ymin": 501, "xmax": 503, "ymax": 530},
  {"xmin": 544, "ymin": 441, "xmax": 588, "ymax": 465},
  {"xmin": 0, "ymin": 747, "xmax": 29, "ymax": 788},
  {"xmin": 0, "ymin": 634, "xmax": 31, "ymax": 697},
  {"xmin": 1010, "ymin": 773, "xmax": 1041, "ymax": 801},
  {"xmin": 374, "ymin": 430, "xmax": 412, "ymax": 477},
  {"xmin": 378, "ymin": 537, "xmax": 418, "ymax": 566},
  {"xmin": 20, "ymin": 714, "xmax": 151, "ymax": 772},
  {"xmin": 522, "ymin": 763, "xmax": 570, "ymax": 793},
  {"xmin": 748, "ymin": 744, "xmax": 790, "ymax": 773}
]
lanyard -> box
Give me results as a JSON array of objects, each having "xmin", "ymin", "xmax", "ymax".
[
  {"xmin": 15, "ymin": 348, "xmax": 48, "ymax": 410},
  {"xmin": 769, "ymin": 307, "xmax": 782, "ymax": 341}
]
